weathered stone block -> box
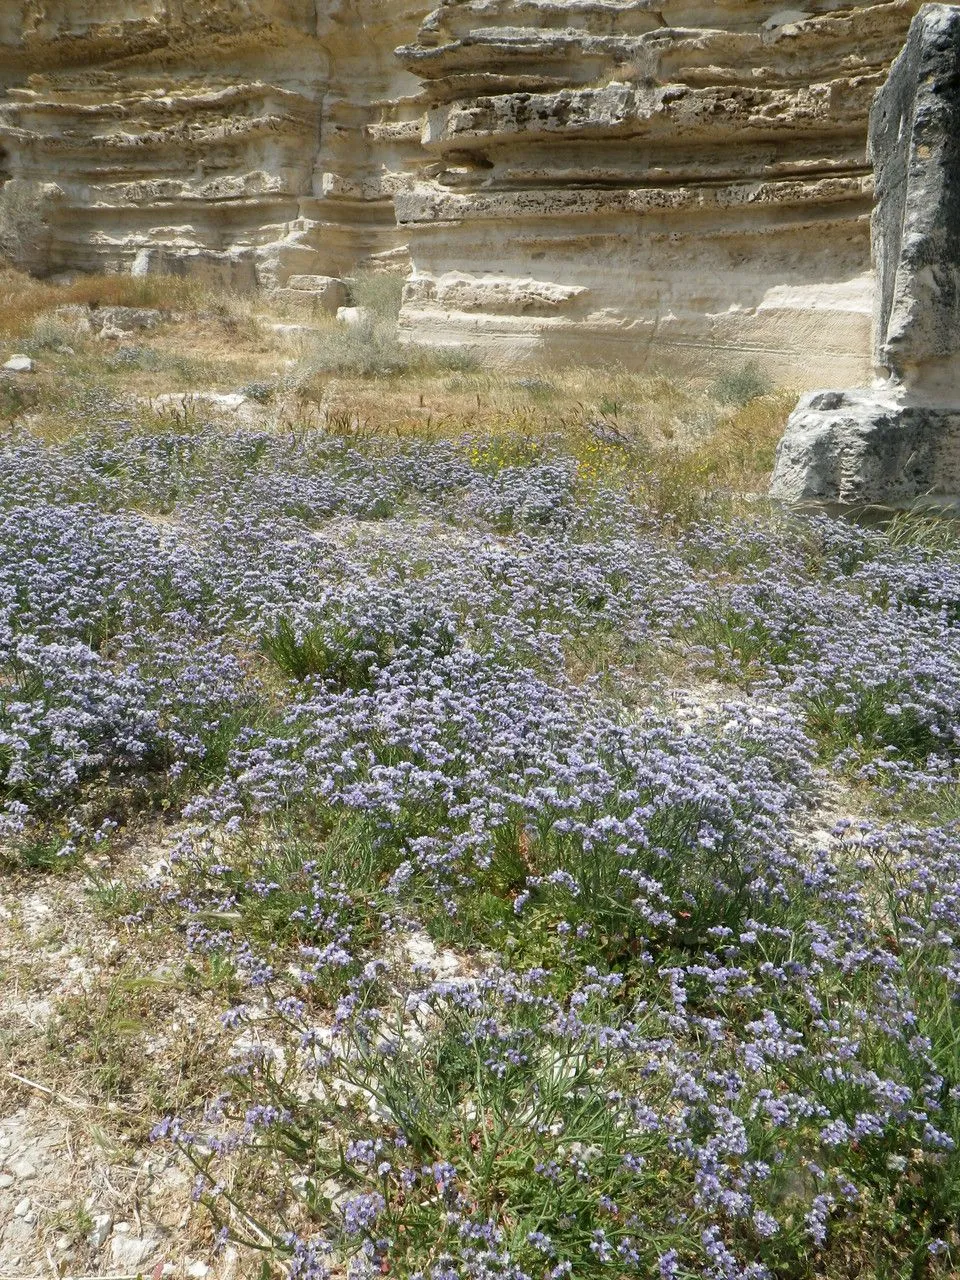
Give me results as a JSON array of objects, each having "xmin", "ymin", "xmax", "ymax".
[
  {"xmin": 267, "ymin": 284, "xmax": 347, "ymax": 315},
  {"xmin": 2, "ymin": 355, "xmax": 33, "ymax": 373},
  {"xmin": 770, "ymin": 389, "xmax": 960, "ymax": 505},
  {"xmin": 871, "ymin": 2, "xmax": 960, "ymax": 393},
  {"xmin": 284, "ymin": 276, "xmax": 348, "ymax": 311},
  {"xmin": 88, "ymin": 307, "xmax": 162, "ymax": 335},
  {"xmin": 131, "ymin": 247, "xmax": 257, "ymax": 292},
  {"xmin": 337, "ymin": 306, "xmax": 372, "ymax": 327}
]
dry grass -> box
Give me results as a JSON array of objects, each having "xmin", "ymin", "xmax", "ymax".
[
  {"xmin": 1, "ymin": 856, "xmax": 230, "ymax": 1143},
  {"xmin": 291, "ymin": 366, "xmax": 792, "ymax": 507},
  {"xmin": 0, "ymin": 260, "xmax": 794, "ymax": 500},
  {"xmin": 0, "ymin": 849, "xmax": 241, "ymax": 1277},
  {"xmin": 0, "ymin": 263, "xmax": 216, "ymax": 340},
  {"xmin": 293, "ymin": 365, "xmax": 763, "ymax": 441},
  {"xmin": 0, "ymin": 262, "xmax": 298, "ymax": 417}
]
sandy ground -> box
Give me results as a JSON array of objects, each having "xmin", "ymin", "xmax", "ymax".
[{"xmin": 0, "ymin": 859, "xmax": 241, "ymax": 1280}]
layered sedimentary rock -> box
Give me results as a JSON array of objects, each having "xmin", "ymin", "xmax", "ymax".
[
  {"xmin": 0, "ymin": 0, "xmax": 426, "ymax": 287},
  {"xmin": 772, "ymin": 4, "xmax": 960, "ymax": 505},
  {"xmin": 395, "ymin": 0, "xmax": 921, "ymax": 381},
  {"xmin": 0, "ymin": 0, "xmax": 933, "ymax": 386}
]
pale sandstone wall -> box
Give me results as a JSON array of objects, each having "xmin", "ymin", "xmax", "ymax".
[
  {"xmin": 395, "ymin": 0, "xmax": 923, "ymax": 384},
  {"xmin": 0, "ymin": 0, "xmax": 426, "ymax": 286},
  {"xmin": 0, "ymin": 0, "xmax": 931, "ymax": 385}
]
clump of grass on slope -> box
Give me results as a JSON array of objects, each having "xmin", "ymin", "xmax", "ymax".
[{"xmin": 295, "ymin": 270, "xmax": 478, "ymax": 380}]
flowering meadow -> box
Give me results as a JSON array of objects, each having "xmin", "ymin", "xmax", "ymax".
[{"xmin": 7, "ymin": 394, "xmax": 960, "ymax": 1279}]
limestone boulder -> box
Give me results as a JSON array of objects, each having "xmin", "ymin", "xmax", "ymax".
[
  {"xmin": 149, "ymin": 391, "xmax": 260, "ymax": 423},
  {"xmin": 88, "ymin": 307, "xmax": 162, "ymax": 336},
  {"xmin": 2, "ymin": 355, "xmax": 33, "ymax": 372},
  {"xmin": 770, "ymin": 389, "xmax": 960, "ymax": 505},
  {"xmin": 337, "ymin": 306, "xmax": 372, "ymax": 327}
]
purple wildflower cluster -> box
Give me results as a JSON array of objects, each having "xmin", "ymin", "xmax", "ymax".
[
  {"xmin": 0, "ymin": 493, "xmax": 247, "ymax": 858},
  {"xmin": 7, "ymin": 412, "xmax": 960, "ymax": 1274}
]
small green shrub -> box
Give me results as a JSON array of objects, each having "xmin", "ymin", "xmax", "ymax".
[
  {"xmin": 712, "ymin": 361, "xmax": 772, "ymax": 406},
  {"xmin": 801, "ymin": 680, "xmax": 946, "ymax": 765},
  {"xmin": 514, "ymin": 377, "xmax": 557, "ymax": 398},
  {"xmin": 300, "ymin": 318, "xmax": 478, "ymax": 381},
  {"xmin": 106, "ymin": 344, "xmax": 164, "ymax": 370},
  {"xmin": 239, "ymin": 379, "xmax": 276, "ymax": 404},
  {"xmin": 350, "ymin": 271, "xmax": 405, "ymax": 320},
  {"xmin": 301, "ymin": 317, "xmax": 409, "ymax": 379},
  {"xmin": 0, "ymin": 374, "xmax": 36, "ymax": 421},
  {"xmin": 260, "ymin": 615, "xmax": 392, "ymax": 687},
  {"xmin": 27, "ymin": 310, "xmax": 86, "ymax": 352},
  {"xmin": 690, "ymin": 604, "xmax": 808, "ymax": 679}
]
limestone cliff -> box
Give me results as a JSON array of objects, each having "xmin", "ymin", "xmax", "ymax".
[
  {"xmin": 0, "ymin": 0, "xmax": 930, "ymax": 384},
  {"xmin": 395, "ymin": 0, "xmax": 924, "ymax": 383},
  {"xmin": 0, "ymin": 0, "xmax": 426, "ymax": 286}
]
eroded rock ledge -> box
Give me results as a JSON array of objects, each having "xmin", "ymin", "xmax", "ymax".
[
  {"xmin": 0, "ymin": 0, "xmax": 426, "ymax": 287},
  {"xmin": 396, "ymin": 0, "xmax": 922, "ymax": 381},
  {"xmin": 0, "ymin": 1, "xmax": 929, "ymax": 383}
]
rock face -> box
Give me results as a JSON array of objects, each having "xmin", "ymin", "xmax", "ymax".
[
  {"xmin": 0, "ymin": 0, "xmax": 931, "ymax": 386},
  {"xmin": 0, "ymin": 1, "xmax": 426, "ymax": 289},
  {"xmin": 771, "ymin": 4, "xmax": 960, "ymax": 505},
  {"xmin": 871, "ymin": 1, "xmax": 960, "ymax": 396},
  {"xmin": 394, "ymin": 0, "xmax": 921, "ymax": 381}
]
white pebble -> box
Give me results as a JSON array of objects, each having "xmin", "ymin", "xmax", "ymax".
[
  {"xmin": 2, "ymin": 355, "xmax": 34, "ymax": 373},
  {"xmin": 88, "ymin": 1211, "xmax": 113, "ymax": 1249}
]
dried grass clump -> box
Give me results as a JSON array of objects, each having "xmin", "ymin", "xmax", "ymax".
[
  {"xmin": 0, "ymin": 260, "xmax": 261, "ymax": 341},
  {"xmin": 292, "ymin": 271, "xmax": 478, "ymax": 384}
]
